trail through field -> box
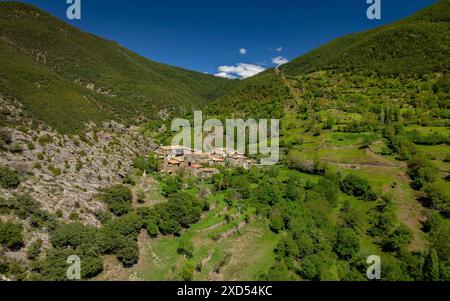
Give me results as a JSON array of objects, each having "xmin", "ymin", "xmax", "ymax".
[{"xmin": 390, "ymin": 172, "xmax": 427, "ymax": 251}]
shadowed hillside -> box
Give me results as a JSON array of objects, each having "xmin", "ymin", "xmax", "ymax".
[{"xmin": 0, "ymin": 2, "xmax": 235, "ymax": 133}]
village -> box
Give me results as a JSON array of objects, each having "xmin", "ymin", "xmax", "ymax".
[{"xmin": 154, "ymin": 145, "xmax": 253, "ymax": 176}]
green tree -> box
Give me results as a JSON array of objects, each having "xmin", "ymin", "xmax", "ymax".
[
  {"xmin": 0, "ymin": 166, "xmax": 20, "ymax": 189},
  {"xmin": 103, "ymin": 185, "xmax": 133, "ymax": 216},
  {"xmin": 0, "ymin": 221, "xmax": 24, "ymax": 250},
  {"xmin": 334, "ymin": 228, "xmax": 360, "ymax": 260}
]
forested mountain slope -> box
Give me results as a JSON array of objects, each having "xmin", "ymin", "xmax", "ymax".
[{"xmin": 0, "ymin": 2, "xmax": 235, "ymax": 133}]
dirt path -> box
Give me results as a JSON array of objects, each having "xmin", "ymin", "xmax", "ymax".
[{"xmin": 389, "ymin": 172, "xmax": 427, "ymax": 251}]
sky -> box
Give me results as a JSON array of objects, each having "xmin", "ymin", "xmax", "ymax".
[{"xmin": 6, "ymin": 0, "xmax": 438, "ymax": 79}]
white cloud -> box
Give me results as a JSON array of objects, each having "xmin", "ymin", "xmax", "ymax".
[
  {"xmin": 215, "ymin": 63, "xmax": 265, "ymax": 79},
  {"xmin": 272, "ymin": 56, "xmax": 289, "ymax": 67},
  {"xmin": 239, "ymin": 48, "xmax": 247, "ymax": 55},
  {"xmin": 276, "ymin": 47, "xmax": 283, "ymax": 52},
  {"xmin": 215, "ymin": 71, "xmax": 237, "ymax": 79}
]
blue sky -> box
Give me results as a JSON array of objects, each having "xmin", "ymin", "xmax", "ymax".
[{"xmin": 7, "ymin": 0, "xmax": 438, "ymax": 78}]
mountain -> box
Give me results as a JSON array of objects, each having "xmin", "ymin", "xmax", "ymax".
[
  {"xmin": 0, "ymin": 2, "xmax": 235, "ymax": 133},
  {"xmin": 281, "ymin": 0, "xmax": 450, "ymax": 76},
  {"xmin": 210, "ymin": 0, "xmax": 450, "ymax": 118}
]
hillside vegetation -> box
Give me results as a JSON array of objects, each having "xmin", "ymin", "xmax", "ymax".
[
  {"xmin": 0, "ymin": 2, "xmax": 235, "ymax": 133},
  {"xmin": 281, "ymin": 0, "xmax": 450, "ymax": 76},
  {"xmin": 0, "ymin": 1, "xmax": 449, "ymax": 282}
]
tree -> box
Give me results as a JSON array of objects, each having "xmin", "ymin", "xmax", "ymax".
[
  {"xmin": 423, "ymin": 183, "xmax": 450, "ymax": 216},
  {"xmin": 179, "ymin": 262, "xmax": 195, "ymax": 281},
  {"xmin": 0, "ymin": 221, "xmax": 24, "ymax": 250},
  {"xmin": 423, "ymin": 248, "xmax": 440, "ymax": 281},
  {"xmin": 0, "ymin": 166, "xmax": 20, "ymax": 189},
  {"xmin": 269, "ymin": 210, "xmax": 285, "ymax": 233},
  {"xmin": 299, "ymin": 257, "xmax": 319, "ymax": 280},
  {"xmin": 50, "ymin": 222, "xmax": 96, "ymax": 248},
  {"xmin": 103, "ymin": 185, "xmax": 133, "ymax": 216},
  {"xmin": 407, "ymin": 154, "xmax": 438, "ymax": 190},
  {"xmin": 0, "ymin": 128, "xmax": 12, "ymax": 150},
  {"xmin": 146, "ymin": 217, "xmax": 159, "ymax": 237},
  {"xmin": 27, "ymin": 239, "xmax": 43, "ymax": 260},
  {"xmin": 340, "ymin": 174, "xmax": 377, "ymax": 201},
  {"xmin": 265, "ymin": 261, "xmax": 293, "ymax": 281},
  {"xmin": 382, "ymin": 225, "xmax": 413, "ymax": 253},
  {"xmin": 116, "ymin": 241, "xmax": 139, "ymax": 267},
  {"xmin": 284, "ymin": 175, "xmax": 304, "ymax": 201},
  {"xmin": 334, "ymin": 228, "xmax": 360, "ymax": 260},
  {"xmin": 160, "ymin": 176, "xmax": 181, "ymax": 196},
  {"xmin": 177, "ymin": 239, "xmax": 194, "ymax": 258}
]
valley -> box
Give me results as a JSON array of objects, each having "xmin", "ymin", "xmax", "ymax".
[{"xmin": 0, "ymin": 0, "xmax": 449, "ymax": 282}]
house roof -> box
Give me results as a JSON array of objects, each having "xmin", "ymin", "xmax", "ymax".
[
  {"xmin": 201, "ymin": 168, "xmax": 218, "ymax": 173},
  {"xmin": 160, "ymin": 145, "xmax": 191, "ymax": 151},
  {"xmin": 167, "ymin": 159, "xmax": 181, "ymax": 165}
]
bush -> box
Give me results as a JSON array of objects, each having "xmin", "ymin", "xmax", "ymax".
[
  {"xmin": 388, "ymin": 135, "xmax": 416, "ymax": 160},
  {"xmin": 423, "ymin": 183, "xmax": 450, "ymax": 216},
  {"xmin": 50, "ymin": 222, "xmax": 96, "ymax": 248},
  {"xmin": 0, "ymin": 128, "xmax": 12, "ymax": 150},
  {"xmin": 27, "ymin": 239, "xmax": 43, "ymax": 260},
  {"xmin": 160, "ymin": 176, "xmax": 181, "ymax": 196},
  {"xmin": 103, "ymin": 185, "xmax": 133, "ymax": 216},
  {"xmin": 340, "ymin": 174, "xmax": 377, "ymax": 201},
  {"xmin": 80, "ymin": 254, "xmax": 104, "ymax": 279},
  {"xmin": 0, "ymin": 166, "xmax": 20, "ymax": 189},
  {"xmin": 408, "ymin": 154, "xmax": 438, "ymax": 190},
  {"xmin": 179, "ymin": 262, "xmax": 195, "ymax": 281},
  {"xmin": 177, "ymin": 239, "xmax": 194, "ymax": 258},
  {"xmin": 94, "ymin": 210, "xmax": 112, "ymax": 224},
  {"xmin": 0, "ymin": 221, "xmax": 24, "ymax": 250},
  {"xmin": 116, "ymin": 238, "xmax": 139, "ymax": 267},
  {"xmin": 133, "ymin": 153, "xmax": 161, "ymax": 173},
  {"xmin": 299, "ymin": 257, "xmax": 319, "ymax": 280},
  {"xmin": 334, "ymin": 228, "xmax": 360, "ymax": 260},
  {"xmin": 382, "ymin": 225, "xmax": 413, "ymax": 253}
]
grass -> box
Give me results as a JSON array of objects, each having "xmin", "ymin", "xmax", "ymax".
[
  {"xmin": 416, "ymin": 145, "xmax": 449, "ymax": 160},
  {"xmin": 135, "ymin": 186, "xmax": 280, "ymax": 281}
]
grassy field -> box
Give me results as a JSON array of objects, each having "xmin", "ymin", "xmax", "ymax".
[{"xmin": 135, "ymin": 191, "xmax": 280, "ymax": 281}]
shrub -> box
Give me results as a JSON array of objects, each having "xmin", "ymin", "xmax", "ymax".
[
  {"xmin": 50, "ymin": 222, "xmax": 96, "ymax": 248},
  {"xmin": 299, "ymin": 257, "xmax": 319, "ymax": 280},
  {"xmin": 0, "ymin": 221, "xmax": 24, "ymax": 250},
  {"xmin": 27, "ymin": 239, "xmax": 43, "ymax": 260},
  {"xmin": 160, "ymin": 176, "xmax": 181, "ymax": 196},
  {"xmin": 27, "ymin": 141, "xmax": 35, "ymax": 150},
  {"xmin": 407, "ymin": 154, "xmax": 438, "ymax": 190},
  {"xmin": 0, "ymin": 166, "xmax": 20, "ymax": 189},
  {"xmin": 334, "ymin": 228, "xmax": 360, "ymax": 260},
  {"xmin": 382, "ymin": 225, "xmax": 413, "ymax": 253},
  {"xmin": 423, "ymin": 183, "xmax": 450, "ymax": 216},
  {"xmin": 116, "ymin": 238, "xmax": 139, "ymax": 267},
  {"xmin": 94, "ymin": 210, "xmax": 112, "ymax": 224},
  {"xmin": 103, "ymin": 185, "xmax": 133, "ymax": 216},
  {"xmin": 340, "ymin": 174, "xmax": 377, "ymax": 201},
  {"xmin": 0, "ymin": 128, "xmax": 12, "ymax": 150},
  {"xmin": 146, "ymin": 219, "xmax": 159, "ymax": 237},
  {"xmin": 388, "ymin": 135, "xmax": 416, "ymax": 160},
  {"xmin": 179, "ymin": 262, "xmax": 195, "ymax": 281},
  {"xmin": 9, "ymin": 143, "xmax": 23, "ymax": 153},
  {"xmin": 177, "ymin": 239, "xmax": 194, "ymax": 258},
  {"xmin": 38, "ymin": 134, "xmax": 52, "ymax": 146}
]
